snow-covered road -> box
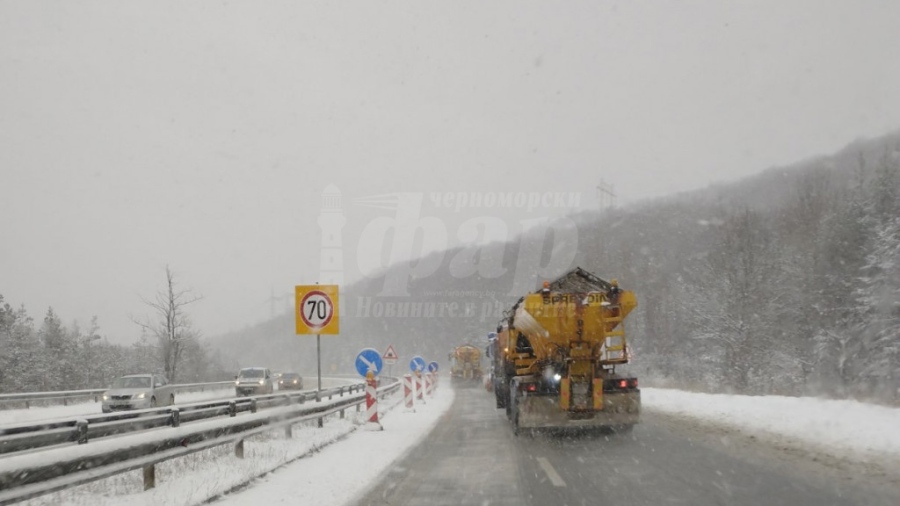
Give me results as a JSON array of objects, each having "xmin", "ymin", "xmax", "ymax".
[{"xmin": 11, "ymin": 386, "xmax": 900, "ymax": 506}]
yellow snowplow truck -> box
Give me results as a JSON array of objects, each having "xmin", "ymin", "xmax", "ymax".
[
  {"xmin": 489, "ymin": 267, "xmax": 640, "ymax": 435},
  {"xmin": 449, "ymin": 345, "xmax": 483, "ymax": 387}
]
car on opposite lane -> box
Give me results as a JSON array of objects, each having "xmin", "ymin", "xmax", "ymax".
[
  {"xmin": 234, "ymin": 367, "xmax": 274, "ymax": 396},
  {"xmin": 278, "ymin": 372, "xmax": 304, "ymax": 390},
  {"xmin": 101, "ymin": 374, "xmax": 175, "ymax": 413}
]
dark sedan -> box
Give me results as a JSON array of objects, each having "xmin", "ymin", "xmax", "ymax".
[{"xmin": 278, "ymin": 372, "xmax": 304, "ymax": 390}]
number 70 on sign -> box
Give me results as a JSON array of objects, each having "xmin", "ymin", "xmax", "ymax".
[{"xmin": 295, "ymin": 285, "xmax": 340, "ymax": 335}]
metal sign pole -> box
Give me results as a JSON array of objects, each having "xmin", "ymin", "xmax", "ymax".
[{"xmin": 316, "ymin": 333, "xmax": 322, "ymax": 401}]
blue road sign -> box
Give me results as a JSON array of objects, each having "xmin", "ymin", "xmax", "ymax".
[
  {"xmin": 427, "ymin": 361, "xmax": 439, "ymax": 373},
  {"xmin": 410, "ymin": 355, "xmax": 426, "ymax": 372},
  {"xmin": 355, "ymin": 348, "xmax": 383, "ymax": 377}
]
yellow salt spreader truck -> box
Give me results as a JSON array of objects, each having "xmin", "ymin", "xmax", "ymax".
[
  {"xmin": 449, "ymin": 344, "xmax": 484, "ymax": 387},
  {"xmin": 489, "ymin": 267, "xmax": 640, "ymax": 435}
]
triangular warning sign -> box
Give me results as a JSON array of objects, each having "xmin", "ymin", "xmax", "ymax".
[{"xmin": 383, "ymin": 345, "xmax": 399, "ymax": 360}]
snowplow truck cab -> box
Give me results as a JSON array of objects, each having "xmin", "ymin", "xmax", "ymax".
[{"xmin": 494, "ymin": 267, "xmax": 640, "ymax": 435}]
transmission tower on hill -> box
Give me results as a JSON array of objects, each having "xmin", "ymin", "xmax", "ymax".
[{"xmin": 597, "ymin": 179, "xmax": 617, "ymax": 209}]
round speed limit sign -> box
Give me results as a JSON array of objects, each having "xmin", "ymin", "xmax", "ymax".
[{"xmin": 299, "ymin": 290, "xmax": 334, "ymax": 331}]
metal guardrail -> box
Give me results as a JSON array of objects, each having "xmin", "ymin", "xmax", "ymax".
[
  {"xmin": 0, "ymin": 381, "xmax": 236, "ymax": 409},
  {"xmin": 0, "ymin": 383, "xmax": 366, "ymax": 455},
  {"xmin": 0, "ymin": 378, "xmax": 401, "ymax": 505}
]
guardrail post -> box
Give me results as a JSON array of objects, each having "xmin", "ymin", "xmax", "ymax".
[
  {"xmin": 143, "ymin": 465, "xmax": 156, "ymax": 490},
  {"xmin": 251, "ymin": 399, "xmax": 258, "ymax": 414},
  {"xmin": 228, "ymin": 401, "xmax": 237, "ymax": 417},
  {"xmin": 285, "ymin": 424, "xmax": 292, "ymax": 438},
  {"xmin": 328, "ymin": 392, "xmax": 333, "ymax": 400},
  {"xmin": 25, "ymin": 400, "xmax": 30, "ymax": 409},
  {"xmin": 235, "ymin": 439, "xmax": 244, "ymax": 459},
  {"xmin": 340, "ymin": 386, "xmax": 344, "ymax": 397},
  {"xmin": 170, "ymin": 408, "xmax": 180, "ymax": 428},
  {"xmin": 76, "ymin": 420, "xmax": 89, "ymax": 444},
  {"xmin": 340, "ymin": 408, "xmax": 345, "ymax": 419},
  {"xmin": 63, "ymin": 398, "xmax": 68, "ymax": 406},
  {"xmin": 317, "ymin": 416, "xmax": 324, "ymax": 428}
]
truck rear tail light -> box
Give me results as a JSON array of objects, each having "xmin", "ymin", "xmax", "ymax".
[
  {"xmin": 525, "ymin": 383, "xmax": 537, "ymax": 392},
  {"xmin": 603, "ymin": 378, "xmax": 639, "ymax": 391}
]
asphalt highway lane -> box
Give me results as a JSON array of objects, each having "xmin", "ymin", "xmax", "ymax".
[{"xmin": 356, "ymin": 387, "xmax": 900, "ymax": 506}]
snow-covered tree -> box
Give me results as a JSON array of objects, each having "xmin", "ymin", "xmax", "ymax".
[
  {"xmin": 857, "ymin": 147, "xmax": 900, "ymax": 399},
  {"xmin": 131, "ymin": 266, "xmax": 203, "ymax": 382},
  {"xmin": 0, "ymin": 297, "xmax": 41, "ymax": 392}
]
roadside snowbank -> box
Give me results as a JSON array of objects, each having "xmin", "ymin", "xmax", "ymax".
[
  {"xmin": 642, "ymin": 388, "xmax": 900, "ymax": 462},
  {"xmin": 213, "ymin": 386, "xmax": 455, "ymax": 505}
]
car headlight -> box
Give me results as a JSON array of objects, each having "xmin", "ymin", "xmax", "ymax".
[
  {"xmin": 136, "ymin": 392, "xmax": 146, "ymax": 399},
  {"xmin": 292, "ymin": 380, "xmax": 298, "ymax": 384},
  {"xmin": 102, "ymin": 394, "xmax": 109, "ymax": 401},
  {"xmin": 258, "ymin": 379, "xmax": 265, "ymax": 385},
  {"xmin": 235, "ymin": 380, "xmax": 240, "ymax": 386}
]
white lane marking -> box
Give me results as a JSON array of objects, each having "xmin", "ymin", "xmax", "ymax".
[{"xmin": 537, "ymin": 457, "xmax": 567, "ymax": 487}]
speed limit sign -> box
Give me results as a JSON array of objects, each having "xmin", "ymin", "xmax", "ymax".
[{"xmin": 295, "ymin": 285, "xmax": 340, "ymax": 334}]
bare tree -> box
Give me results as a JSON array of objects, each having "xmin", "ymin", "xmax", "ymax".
[{"xmin": 132, "ymin": 266, "xmax": 202, "ymax": 382}]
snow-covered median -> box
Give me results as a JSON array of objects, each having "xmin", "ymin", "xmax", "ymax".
[
  {"xmin": 0, "ymin": 378, "xmax": 355, "ymax": 427},
  {"xmin": 0, "ymin": 389, "xmax": 234, "ymax": 426},
  {"xmin": 16, "ymin": 385, "xmax": 453, "ymax": 506},
  {"xmin": 642, "ymin": 387, "xmax": 900, "ymax": 464}
]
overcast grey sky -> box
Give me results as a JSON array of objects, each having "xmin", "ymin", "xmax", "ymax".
[{"xmin": 2, "ymin": 1, "xmax": 899, "ymax": 342}]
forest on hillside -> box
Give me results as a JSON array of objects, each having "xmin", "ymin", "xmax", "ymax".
[
  {"xmin": 585, "ymin": 138, "xmax": 900, "ymax": 401},
  {"xmin": 216, "ymin": 133, "xmax": 900, "ymax": 403},
  {"xmin": 0, "ymin": 298, "xmax": 232, "ymax": 393}
]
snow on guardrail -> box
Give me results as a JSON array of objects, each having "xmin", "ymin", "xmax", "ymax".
[{"xmin": 0, "ymin": 379, "xmax": 401, "ymax": 505}]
